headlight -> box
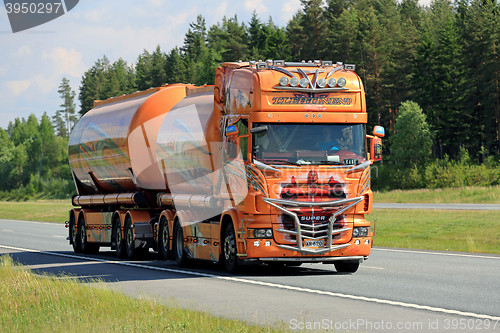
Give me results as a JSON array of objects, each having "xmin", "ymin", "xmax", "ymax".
[
  {"xmin": 279, "ymin": 76, "xmax": 289, "ymax": 86},
  {"xmin": 337, "ymin": 77, "xmax": 346, "ymax": 87},
  {"xmin": 352, "ymin": 227, "xmax": 369, "ymax": 237},
  {"xmin": 290, "ymin": 77, "xmax": 299, "ymax": 87},
  {"xmin": 248, "ymin": 228, "xmax": 273, "ymax": 239},
  {"xmin": 300, "ymin": 78, "xmax": 309, "ymax": 88},
  {"xmin": 317, "ymin": 78, "xmax": 326, "ymax": 88},
  {"xmin": 327, "ymin": 78, "xmax": 336, "ymax": 87}
]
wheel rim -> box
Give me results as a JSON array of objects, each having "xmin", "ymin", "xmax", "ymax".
[
  {"xmin": 116, "ymin": 225, "xmax": 121, "ymax": 245},
  {"xmin": 161, "ymin": 223, "xmax": 168, "ymax": 252},
  {"xmin": 71, "ymin": 221, "xmax": 77, "ymax": 244},
  {"xmin": 224, "ymin": 233, "xmax": 235, "ymax": 263},
  {"xmin": 126, "ymin": 226, "xmax": 133, "ymax": 249},
  {"xmin": 80, "ymin": 223, "xmax": 85, "ymax": 245},
  {"xmin": 175, "ymin": 226, "xmax": 183, "ymax": 258}
]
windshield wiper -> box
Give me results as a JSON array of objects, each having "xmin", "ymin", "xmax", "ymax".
[
  {"xmin": 317, "ymin": 160, "xmax": 344, "ymax": 165},
  {"xmin": 260, "ymin": 159, "xmax": 300, "ymax": 166}
]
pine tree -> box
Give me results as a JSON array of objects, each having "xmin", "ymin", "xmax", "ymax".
[
  {"xmin": 78, "ymin": 56, "xmax": 110, "ymax": 116},
  {"xmin": 208, "ymin": 15, "xmax": 249, "ymax": 61},
  {"xmin": 54, "ymin": 77, "xmax": 76, "ymax": 137},
  {"xmin": 135, "ymin": 49, "xmax": 153, "ymax": 91},
  {"xmin": 104, "ymin": 58, "xmax": 135, "ymax": 98},
  {"xmin": 151, "ymin": 46, "xmax": 167, "ymax": 87},
  {"xmin": 182, "ymin": 15, "xmax": 207, "ymax": 61},
  {"xmin": 165, "ymin": 47, "xmax": 187, "ymax": 83}
]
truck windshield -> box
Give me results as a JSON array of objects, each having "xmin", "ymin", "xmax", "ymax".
[{"xmin": 252, "ymin": 123, "xmax": 367, "ymax": 165}]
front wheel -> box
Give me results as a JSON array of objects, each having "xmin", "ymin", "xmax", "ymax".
[
  {"xmin": 334, "ymin": 261, "xmax": 359, "ymax": 273},
  {"xmin": 223, "ymin": 223, "xmax": 239, "ymax": 274}
]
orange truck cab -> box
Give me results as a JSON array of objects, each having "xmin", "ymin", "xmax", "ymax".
[{"xmin": 66, "ymin": 60, "xmax": 384, "ymax": 273}]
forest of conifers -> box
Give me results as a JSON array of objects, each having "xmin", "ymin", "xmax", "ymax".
[{"xmin": 1, "ymin": 0, "xmax": 500, "ymax": 198}]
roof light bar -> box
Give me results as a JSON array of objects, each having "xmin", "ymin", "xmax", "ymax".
[{"xmin": 256, "ymin": 62, "xmax": 269, "ymax": 69}]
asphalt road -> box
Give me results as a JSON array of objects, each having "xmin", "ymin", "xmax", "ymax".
[{"xmin": 1, "ymin": 218, "xmax": 500, "ymax": 332}]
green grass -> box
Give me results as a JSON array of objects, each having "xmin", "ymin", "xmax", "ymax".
[
  {"xmin": 0, "ymin": 255, "xmax": 286, "ymax": 333},
  {"xmin": 367, "ymin": 209, "xmax": 500, "ymax": 254},
  {"xmin": 0, "ymin": 199, "xmax": 73, "ymax": 223},
  {"xmin": 374, "ymin": 186, "xmax": 500, "ymax": 204}
]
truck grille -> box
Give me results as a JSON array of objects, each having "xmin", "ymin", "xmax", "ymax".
[{"xmin": 263, "ymin": 196, "xmax": 364, "ymax": 255}]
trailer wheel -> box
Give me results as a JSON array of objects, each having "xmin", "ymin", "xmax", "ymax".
[
  {"xmin": 79, "ymin": 215, "xmax": 99, "ymax": 254},
  {"xmin": 173, "ymin": 222, "xmax": 188, "ymax": 267},
  {"xmin": 334, "ymin": 261, "xmax": 359, "ymax": 273},
  {"xmin": 124, "ymin": 216, "xmax": 140, "ymax": 260},
  {"xmin": 113, "ymin": 216, "xmax": 127, "ymax": 259},
  {"xmin": 158, "ymin": 216, "xmax": 170, "ymax": 260},
  {"xmin": 70, "ymin": 213, "xmax": 81, "ymax": 253},
  {"xmin": 223, "ymin": 223, "xmax": 239, "ymax": 274}
]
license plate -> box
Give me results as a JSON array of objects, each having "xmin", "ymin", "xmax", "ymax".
[{"xmin": 304, "ymin": 240, "xmax": 324, "ymax": 248}]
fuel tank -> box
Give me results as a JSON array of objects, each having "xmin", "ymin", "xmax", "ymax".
[{"xmin": 68, "ymin": 84, "xmax": 217, "ymax": 196}]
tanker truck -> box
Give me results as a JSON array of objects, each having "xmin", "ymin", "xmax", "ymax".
[{"xmin": 66, "ymin": 60, "xmax": 384, "ymax": 273}]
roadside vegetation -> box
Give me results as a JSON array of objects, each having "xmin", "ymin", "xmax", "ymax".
[
  {"xmin": 374, "ymin": 186, "xmax": 500, "ymax": 204},
  {"xmin": 366, "ymin": 209, "xmax": 500, "ymax": 254},
  {"xmin": 0, "ymin": 200, "xmax": 72, "ymax": 223},
  {"xmin": 0, "ymin": 255, "xmax": 285, "ymax": 332}
]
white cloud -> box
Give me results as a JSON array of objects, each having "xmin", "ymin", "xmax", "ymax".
[
  {"xmin": 215, "ymin": 1, "xmax": 228, "ymax": 18},
  {"xmin": 16, "ymin": 46, "xmax": 32, "ymax": 57},
  {"xmin": 81, "ymin": 8, "xmax": 106, "ymax": 22},
  {"xmin": 145, "ymin": 0, "xmax": 163, "ymax": 5},
  {"xmin": 0, "ymin": 66, "xmax": 7, "ymax": 77},
  {"xmin": 7, "ymin": 80, "xmax": 31, "ymax": 97},
  {"xmin": 244, "ymin": 0, "xmax": 268, "ymax": 16},
  {"xmin": 32, "ymin": 74, "xmax": 58, "ymax": 94},
  {"xmin": 281, "ymin": 0, "xmax": 302, "ymax": 22},
  {"xmin": 41, "ymin": 47, "xmax": 85, "ymax": 77}
]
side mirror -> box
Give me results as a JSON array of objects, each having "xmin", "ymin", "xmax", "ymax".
[
  {"xmin": 226, "ymin": 125, "xmax": 239, "ymax": 137},
  {"xmin": 373, "ymin": 126, "xmax": 385, "ymax": 137},
  {"xmin": 371, "ymin": 137, "xmax": 382, "ymax": 162}
]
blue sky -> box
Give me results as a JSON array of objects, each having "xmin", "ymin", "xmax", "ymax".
[{"xmin": 0, "ymin": 0, "xmax": 431, "ymax": 130}]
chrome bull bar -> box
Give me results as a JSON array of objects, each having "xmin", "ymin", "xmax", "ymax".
[{"xmin": 262, "ymin": 196, "xmax": 364, "ymax": 255}]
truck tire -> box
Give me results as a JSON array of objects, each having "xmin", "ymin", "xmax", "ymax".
[
  {"xmin": 113, "ymin": 216, "xmax": 127, "ymax": 259},
  {"xmin": 158, "ymin": 216, "xmax": 170, "ymax": 260},
  {"xmin": 334, "ymin": 261, "xmax": 359, "ymax": 273},
  {"xmin": 70, "ymin": 213, "xmax": 81, "ymax": 253},
  {"xmin": 124, "ymin": 216, "xmax": 142, "ymax": 260},
  {"xmin": 173, "ymin": 222, "xmax": 188, "ymax": 267},
  {"xmin": 223, "ymin": 223, "xmax": 239, "ymax": 274},
  {"xmin": 79, "ymin": 215, "xmax": 99, "ymax": 254}
]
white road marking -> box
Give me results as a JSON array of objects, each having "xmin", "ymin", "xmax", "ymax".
[
  {"xmin": 1, "ymin": 244, "xmax": 499, "ymax": 321},
  {"xmin": 361, "ymin": 265, "xmax": 384, "ymax": 270},
  {"xmin": 0, "ymin": 219, "xmax": 58, "ymax": 226},
  {"xmin": 374, "ymin": 248, "xmax": 500, "ymax": 260},
  {"xmin": 2, "ymin": 229, "xmax": 13, "ymax": 232},
  {"xmin": 53, "ymin": 235, "xmax": 66, "ymax": 238}
]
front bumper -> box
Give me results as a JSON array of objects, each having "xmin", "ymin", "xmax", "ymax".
[{"xmin": 262, "ymin": 196, "xmax": 364, "ymax": 255}]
